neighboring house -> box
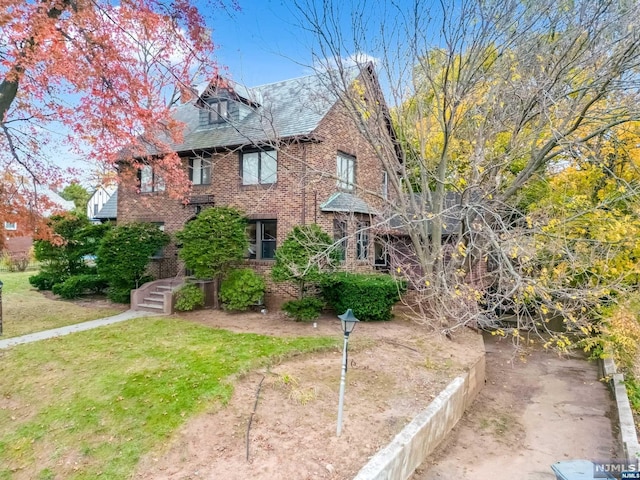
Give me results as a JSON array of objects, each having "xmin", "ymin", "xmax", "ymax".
[
  {"xmin": 87, "ymin": 185, "xmax": 117, "ymax": 222},
  {"xmin": 118, "ymin": 64, "xmax": 396, "ymax": 302},
  {"xmin": 91, "ymin": 190, "xmax": 117, "ymax": 223},
  {"xmin": 2, "ymin": 189, "xmax": 74, "ymax": 260},
  {"xmin": 3, "ymin": 221, "xmax": 32, "ymax": 262}
]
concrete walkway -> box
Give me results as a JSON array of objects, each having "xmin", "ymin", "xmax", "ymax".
[{"xmin": 0, "ymin": 310, "xmax": 158, "ymax": 350}]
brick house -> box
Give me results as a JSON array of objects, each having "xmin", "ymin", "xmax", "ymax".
[{"xmin": 117, "ymin": 64, "xmax": 395, "ymax": 304}]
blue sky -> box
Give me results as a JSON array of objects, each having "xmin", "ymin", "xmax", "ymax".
[
  {"xmin": 206, "ymin": 1, "xmax": 316, "ymax": 86},
  {"xmin": 62, "ymin": 0, "xmax": 410, "ymax": 181}
]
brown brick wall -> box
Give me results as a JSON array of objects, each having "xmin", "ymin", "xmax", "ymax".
[{"xmin": 117, "ymin": 76, "xmax": 393, "ymax": 302}]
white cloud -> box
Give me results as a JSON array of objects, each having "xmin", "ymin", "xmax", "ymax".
[{"xmin": 313, "ymin": 51, "xmax": 379, "ymax": 72}]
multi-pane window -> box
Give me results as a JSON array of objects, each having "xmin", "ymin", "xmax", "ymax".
[
  {"xmin": 356, "ymin": 221, "xmax": 370, "ymax": 260},
  {"xmin": 241, "ymin": 150, "xmax": 277, "ymax": 185},
  {"xmin": 199, "ymin": 100, "xmax": 228, "ymax": 126},
  {"xmin": 139, "ymin": 165, "xmax": 165, "ymax": 193},
  {"xmin": 337, "ymin": 153, "xmax": 355, "ymax": 190},
  {"xmin": 189, "ymin": 157, "xmax": 212, "ymax": 185},
  {"xmin": 4, "ymin": 221, "xmax": 17, "ymax": 230},
  {"xmin": 333, "ymin": 219, "xmax": 347, "ymax": 261},
  {"xmin": 247, "ymin": 220, "xmax": 277, "ymax": 260}
]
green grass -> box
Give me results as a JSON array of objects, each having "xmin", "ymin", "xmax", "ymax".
[
  {"xmin": 0, "ymin": 271, "xmax": 126, "ymax": 338},
  {"xmin": 0, "ymin": 317, "xmax": 338, "ymax": 479}
]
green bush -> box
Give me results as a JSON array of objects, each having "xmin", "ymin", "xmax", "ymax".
[
  {"xmin": 271, "ymin": 224, "xmax": 339, "ymax": 298},
  {"xmin": 97, "ymin": 222, "xmax": 169, "ymax": 296},
  {"xmin": 51, "ymin": 274, "xmax": 109, "ymax": 299},
  {"xmin": 176, "ymin": 207, "xmax": 248, "ymax": 280},
  {"xmin": 320, "ymin": 272, "xmax": 406, "ymax": 321},
  {"xmin": 33, "ymin": 213, "xmax": 111, "ymax": 290},
  {"xmin": 29, "ymin": 272, "xmax": 61, "ymax": 291},
  {"xmin": 107, "ymin": 286, "xmax": 133, "ymax": 304},
  {"xmin": 220, "ymin": 269, "xmax": 265, "ymax": 311},
  {"xmin": 174, "ymin": 284, "xmax": 206, "ymax": 311},
  {"xmin": 282, "ymin": 297, "xmax": 324, "ymax": 322}
]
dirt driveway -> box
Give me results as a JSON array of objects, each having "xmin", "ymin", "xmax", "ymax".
[
  {"xmin": 413, "ymin": 334, "xmax": 620, "ymax": 480},
  {"xmin": 132, "ymin": 309, "xmax": 484, "ymax": 480}
]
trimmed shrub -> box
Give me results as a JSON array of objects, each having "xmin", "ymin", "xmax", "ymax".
[
  {"xmin": 176, "ymin": 207, "xmax": 248, "ymax": 280},
  {"xmin": 33, "ymin": 213, "xmax": 110, "ymax": 289},
  {"xmin": 29, "ymin": 272, "xmax": 61, "ymax": 291},
  {"xmin": 52, "ymin": 274, "xmax": 109, "ymax": 299},
  {"xmin": 282, "ymin": 297, "xmax": 324, "ymax": 322},
  {"xmin": 320, "ymin": 272, "xmax": 406, "ymax": 321},
  {"xmin": 97, "ymin": 222, "xmax": 170, "ymax": 300},
  {"xmin": 174, "ymin": 284, "xmax": 206, "ymax": 312},
  {"xmin": 107, "ymin": 286, "xmax": 133, "ymax": 304},
  {"xmin": 220, "ymin": 269, "xmax": 265, "ymax": 311},
  {"xmin": 271, "ymin": 224, "xmax": 339, "ymax": 298}
]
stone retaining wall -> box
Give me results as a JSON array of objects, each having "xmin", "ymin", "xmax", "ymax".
[
  {"xmin": 352, "ymin": 354, "xmax": 486, "ymax": 480},
  {"xmin": 602, "ymin": 357, "xmax": 640, "ymax": 462}
]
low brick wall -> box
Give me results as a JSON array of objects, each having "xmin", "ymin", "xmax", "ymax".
[{"xmin": 353, "ymin": 354, "xmax": 486, "ymax": 480}]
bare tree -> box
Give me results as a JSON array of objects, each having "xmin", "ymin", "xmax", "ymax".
[{"xmin": 293, "ymin": 0, "xmax": 640, "ymax": 346}]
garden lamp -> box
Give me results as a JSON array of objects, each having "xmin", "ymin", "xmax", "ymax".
[{"xmin": 336, "ymin": 308, "xmax": 359, "ymax": 436}]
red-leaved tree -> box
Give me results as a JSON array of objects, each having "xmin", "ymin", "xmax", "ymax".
[{"xmin": 0, "ymin": 0, "xmax": 232, "ymax": 230}]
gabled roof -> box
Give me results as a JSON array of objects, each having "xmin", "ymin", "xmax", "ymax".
[
  {"xmin": 163, "ymin": 66, "xmax": 362, "ymax": 154},
  {"xmin": 320, "ymin": 192, "xmax": 377, "ymax": 215},
  {"xmin": 94, "ymin": 190, "xmax": 117, "ymax": 220}
]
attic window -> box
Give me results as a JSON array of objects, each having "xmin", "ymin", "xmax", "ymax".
[{"xmin": 199, "ymin": 100, "xmax": 228, "ymax": 126}]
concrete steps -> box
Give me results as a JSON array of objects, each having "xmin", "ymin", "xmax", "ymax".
[{"xmin": 131, "ymin": 281, "xmax": 183, "ymax": 314}]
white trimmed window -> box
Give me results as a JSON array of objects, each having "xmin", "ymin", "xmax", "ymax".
[
  {"xmin": 356, "ymin": 221, "xmax": 370, "ymax": 260},
  {"xmin": 4, "ymin": 221, "xmax": 17, "ymax": 231},
  {"xmin": 333, "ymin": 219, "xmax": 347, "ymax": 261},
  {"xmin": 139, "ymin": 165, "xmax": 165, "ymax": 193},
  {"xmin": 199, "ymin": 100, "xmax": 228, "ymax": 126},
  {"xmin": 189, "ymin": 157, "xmax": 212, "ymax": 185},
  {"xmin": 337, "ymin": 152, "xmax": 355, "ymax": 190},
  {"xmin": 241, "ymin": 149, "xmax": 277, "ymax": 185},
  {"xmin": 247, "ymin": 220, "xmax": 277, "ymax": 259}
]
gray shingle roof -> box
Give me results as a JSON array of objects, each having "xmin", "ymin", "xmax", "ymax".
[
  {"xmin": 94, "ymin": 190, "xmax": 117, "ymax": 220},
  {"xmin": 320, "ymin": 192, "xmax": 377, "ymax": 215},
  {"xmin": 159, "ymin": 68, "xmax": 360, "ymax": 154}
]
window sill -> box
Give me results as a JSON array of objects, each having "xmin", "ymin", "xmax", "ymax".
[{"xmin": 240, "ymin": 183, "xmax": 277, "ymax": 191}]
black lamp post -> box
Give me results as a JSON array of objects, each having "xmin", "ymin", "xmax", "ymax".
[{"xmin": 336, "ymin": 308, "xmax": 359, "ymax": 436}]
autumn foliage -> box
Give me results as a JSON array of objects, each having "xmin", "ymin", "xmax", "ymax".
[{"xmin": 0, "ymin": 0, "xmax": 230, "ymax": 230}]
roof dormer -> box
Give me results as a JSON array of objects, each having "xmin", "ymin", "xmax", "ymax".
[{"xmin": 196, "ymin": 76, "xmax": 260, "ymax": 127}]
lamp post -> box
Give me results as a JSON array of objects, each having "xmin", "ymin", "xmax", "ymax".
[{"xmin": 337, "ymin": 308, "xmax": 359, "ymax": 437}]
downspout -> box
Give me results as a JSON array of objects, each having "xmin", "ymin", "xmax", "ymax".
[{"xmin": 301, "ymin": 143, "xmax": 307, "ymax": 225}]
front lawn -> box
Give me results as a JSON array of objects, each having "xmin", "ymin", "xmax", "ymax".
[
  {"xmin": 0, "ymin": 317, "xmax": 337, "ymax": 479},
  {"xmin": 0, "ymin": 271, "xmax": 126, "ymax": 338}
]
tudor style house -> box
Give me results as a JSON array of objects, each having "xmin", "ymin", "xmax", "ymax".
[{"xmin": 117, "ymin": 64, "xmax": 395, "ymax": 303}]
